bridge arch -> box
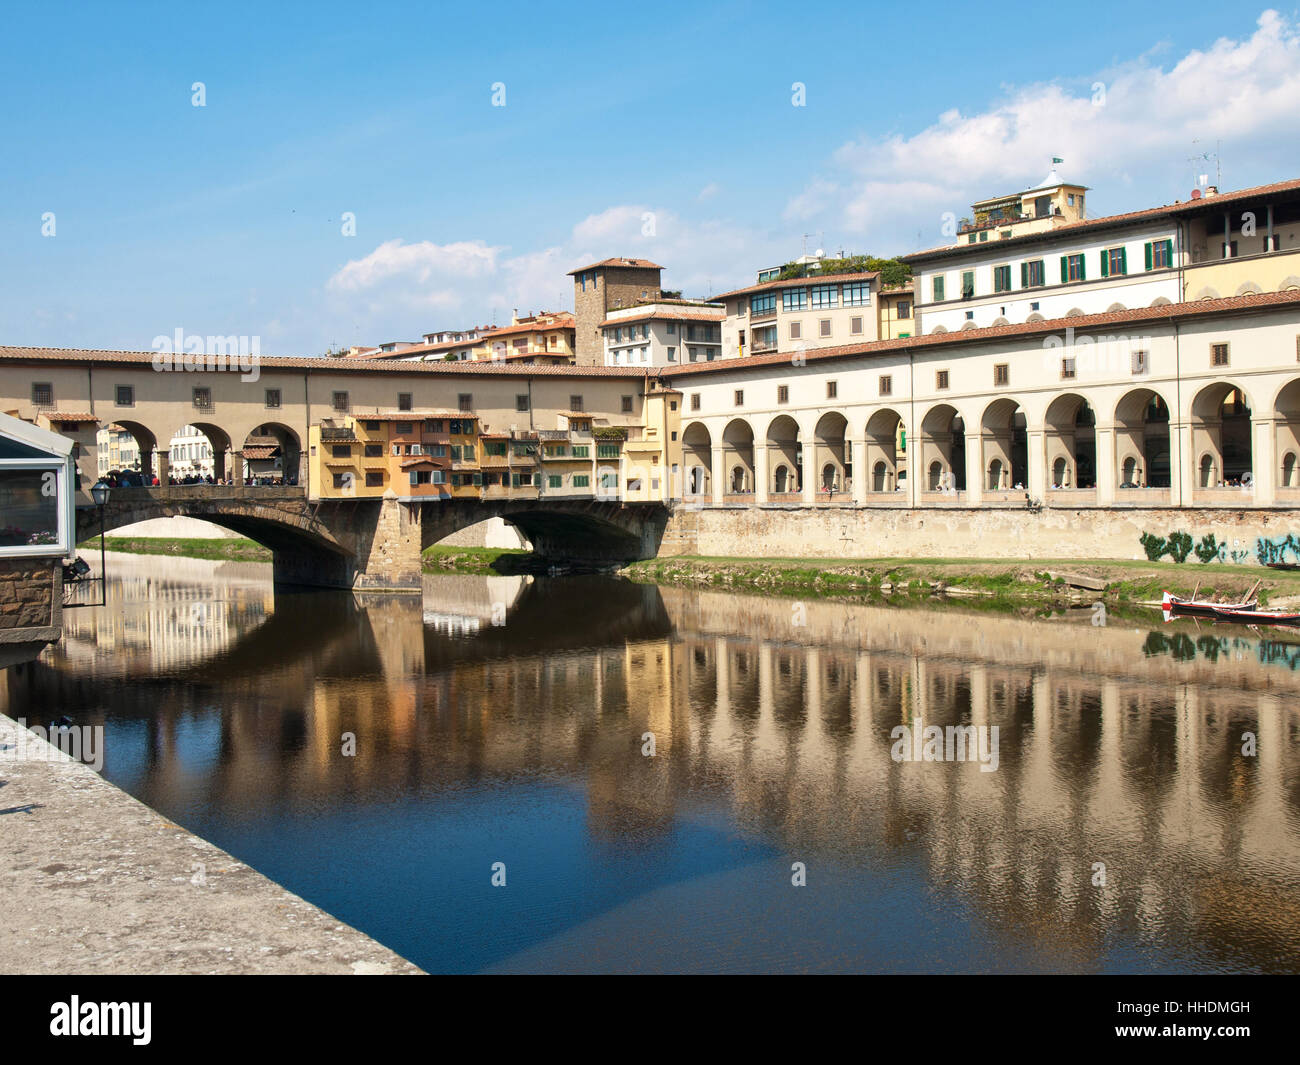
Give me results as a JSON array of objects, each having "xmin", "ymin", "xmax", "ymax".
[
  {"xmin": 864, "ymin": 408, "xmax": 904, "ymax": 493},
  {"xmin": 1043, "ymin": 393, "xmax": 1097, "ymax": 489},
  {"xmin": 1189, "ymin": 381, "xmax": 1254, "ymax": 487},
  {"xmin": 1114, "ymin": 387, "xmax": 1172, "ymax": 489},
  {"xmin": 721, "ymin": 418, "xmax": 755, "ymax": 496},
  {"xmin": 980, "ymin": 397, "xmax": 1027, "ymax": 490},
  {"xmin": 681, "ymin": 421, "xmax": 712, "ymax": 498},
  {"xmin": 812, "ymin": 411, "xmax": 848, "ymax": 494},
  {"xmin": 920, "ymin": 403, "xmax": 965, "ymax": 491},
  {"xmin": 765, "ymin": 414, "xmax": 802, "ymax": 496}
]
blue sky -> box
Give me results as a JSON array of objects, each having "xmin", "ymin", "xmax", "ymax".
[{"xmin": 2, "ymin": 1, "xmax": 1296, "ymax": 355}]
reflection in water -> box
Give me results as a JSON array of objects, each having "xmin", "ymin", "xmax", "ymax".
[{"xmin": 5, "ymin": 553, "xmax": 1300, "ymax": 973}]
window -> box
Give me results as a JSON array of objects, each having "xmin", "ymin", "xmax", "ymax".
[
  {"xmin": 621, "ymin": 395, "xmax": 633, "ymax": 413},
  {"xmin": 331, "ymin": 444, "xmax": 352, "ymax": 458},
  {"xmin": 569, "ymin": 395, "xmax": 584, "ymax": 412},
  {"xmin": 516, "ymin": 394, "xmax": 529, "ymax": 412},
  {"xmin": 332, "ymin": 391, "xmax": 349, "ymax": 412},
  {"xmin": 782, "ymin": 288, "xmax": 806, "ymax": 311},
  {"xmin": 961, "ymin": 271, "xmax": 975, "ymax": 298},
  {"xmin": 936, "ymin": 370, "xmax": 949, "ymax": 390},
  {"xmin": 751, "ymin": 293, "xmax": 776, "ymax": 316},
  {"xmin": 993, "ymin": 264, "xmax": 1012, "ymax": 293},
  {"xmin": 666, "ymin": 322, "xmax": 676, "ymax": 334},
  {"xmin": 879, "ymin": 375, "xmax": 892, "ymax": 396},
  {"xmin": 826, "ymin": 381, "xmax": 837, "ymax": 400},
  {"xmin": 689, "ymin": 347, "xmax": 698, "ymax": 362},
  {"xmin": 932, "ymin": 276, "xmax": 945, "ymax": 302},
  {"xmin": 1062, "ymin": 254, "xmax": 1086, "ymax": 282},
  {"xmin": 398, "ymin": 392, "xmax": 412, "ymax": 411},
  {"xmin": 994, "ymin": 363, "xmax": 1009, "ymax": 386},
  {"xmin": 896, "ymin": 300, "xmax": 912, "ymax": 318},
  {"xmin": 691, "ymin": 394, "xmax": 701, "ymax": 411},
  {"xmin": 458, "ymin": 393, "xmax": 472, "ymax": 412},
  {"xmin": 570, "ymin": 474, "xmax": 590, "ymax": 488},
  {"xmin": 734, "ymin": 390, "xmax": 744, "ymax": 407},
  {"xmin": 1101, "ymin": 246, "xmax": 1127, "ymax": 277},
  {"xmin": 365, "ymin": 471, "xmax": 384, "ymax": 487},
  {"xmin": 819, "ymin": 319, "xmax": 831, "ymax": 338},
  {"xmin": 843, "ymin": 282, "xmax": 870, "ymax": 306},
  {"xmin": 850, "ymin": 316, "xmax": 863, "ymax": 335},
  {"xmin": 1132, "ymin": 350, "xmax": 1149, "ymax": 375},
  {"xmin": 192, "ymin": 387, "xmax": 212, "ymax": 410},
  {"xmin": 548, "ymin": 475, "xmax": 562, "ymax": 489},
  {"xmin": 667, "ymin": 346, "xmax": 676, "ymax": 362},
  {"xmin": 115, "ymin": 385, "xmax": 135, "ymax": 407},
  {"xmin": 777, "ymin": 385, "xmax": 789, "ymax": 404},
  {"xmin": 1021, "ymin": 260, "xmax": 1045, "ymax": 288},
  {"xmin": 978, "ymin": 232, "xmax": 988, "ymax": 242},
  {"xmin": 332, "ymin": 473, "xmax": 350, "ymax": 489},
  {"xmin": 789, "ymin": 321, "xmax": 802, "ymax": 340},
  {"xmin": 1061, "ymin": 358, "xmax": 1076, "ymax": 380},
  {"xmin": 31, "ymin": 382, "xmax": 52, "ymax": 407},
  {"xmin": 364, "ymin": 420, "xmax": 381, "ymax": 431},
  {"xmin": 597, "ymin": 443, "xmax": 620, "ymax": 458},
  {"xmin": 809, "ymin": 284, "xmax": 838, "ymax": 309},
  {"xmin": 364, "ymin": 444, "xmax": 383, "ymax": 457},
  {"xmin": 1211, "ymin": 343, "xmax": 1230, "ymax": 367},
  {"xmin": 265, "ymin": 388, "xmax": 281, "ymax": 409},
  {"xmin": 1145, "ymin": 239, "xmax": 1173, "ymax": 270}
]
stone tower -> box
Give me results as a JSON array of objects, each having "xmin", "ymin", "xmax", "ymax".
[{"xmin": 568, "ymin": 258, "xmax": 663, "ymax": 364}]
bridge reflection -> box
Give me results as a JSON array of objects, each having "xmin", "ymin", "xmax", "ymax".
[{"xmin": 6, "ymin": 569, "xmax": 1300, "ymax": 971}]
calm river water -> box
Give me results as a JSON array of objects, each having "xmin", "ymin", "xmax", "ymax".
[{"xmin": 4, "ymin": 552, "xmax": 1300, "ymax": 973}]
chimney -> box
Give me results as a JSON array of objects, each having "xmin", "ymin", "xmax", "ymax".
[{"xmin": 1205, "ymin": 185, "xmax": 1219, "ymax": 197}]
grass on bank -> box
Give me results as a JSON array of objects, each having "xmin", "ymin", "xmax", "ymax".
[
  {"xmin": 621, "ymin": 554, "xmax": 1300, "ymax": 608},
  {"xmin": 421, "ymin": 544, "xmax": 532, "ymax": 574},
  {"xmin": 79, "ymin": 536, "xmax": 272, "ymax": 563}
]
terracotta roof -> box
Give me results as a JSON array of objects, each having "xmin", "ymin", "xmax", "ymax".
[
  {"xmin": 567, "ymin": 257, "xmax": 664, "ymax": 275},
  {"xmin": 40, "ymin": 411, "xmax": 99, "ymax": 423},
  {"xmin": 480, "ymin": 314, "xmax": 575, "ymax": 341},
  {"xmin": 241, "ymin": 446, "xmax": 278, "ymax": 460},
  {"xmin": 398, "ymin": 457, "xmax": 438, "ymax": 468},
  {"xmin": 358, "ymin": 409, "xmax": 466, "ymax": 421},
  {"xmin": 712, "ymin": 271, "xmax": 880, "ymax": 302},
  {"xmin": 603, "ymin": 309, "xmax": 725, "ymax": 329},
  {"xmin": 903, "ymin": 177, "xmax": 1300, "ymax": 262},
  {"xmin": 660, "ymin": 288, "xmax": 1300, "ymax": 378},
  {"xmin": 0, "ymin": 346, "xmax": 650, "ymax": 378}
]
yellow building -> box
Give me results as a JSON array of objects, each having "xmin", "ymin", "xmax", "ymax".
[
  {"xmin": 476, "ymin": 311, "xmax": 576, "ymax": 364},
  {"xmin": 623, "ymin": 384, "xmax": 681, "ymax": 502},
  {"xmin": 877, "ymin": 284, "xmax": 915, "ymax": 340}
]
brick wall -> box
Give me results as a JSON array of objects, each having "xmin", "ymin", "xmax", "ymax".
[{"xmin": 572, "ymin": 265, "xmax": 662, "ymax": 365}]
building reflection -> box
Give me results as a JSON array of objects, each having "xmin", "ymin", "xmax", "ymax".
[{"xmin": 5, "ymin": 567, "xmax": 1300, "ymax": 970}]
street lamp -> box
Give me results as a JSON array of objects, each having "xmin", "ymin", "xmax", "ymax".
[{"xmin": 88, "ymin": 480, "xmax": 110, "ymax": 607}]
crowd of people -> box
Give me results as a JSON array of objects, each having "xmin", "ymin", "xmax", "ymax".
[{"xmin": 101, "ymin": 470, "xmax": 298, "ymax": 488}]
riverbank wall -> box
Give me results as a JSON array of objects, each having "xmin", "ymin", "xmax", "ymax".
[
  {"xmin": 658, "ymin": 505, "xmax": 1300, "ymax": 567},
  {"xmin": 0, "ymin": 712, "xmax": 421, "ymax": 974}
]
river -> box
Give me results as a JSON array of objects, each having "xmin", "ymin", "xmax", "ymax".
[{"xmin": 4, "ymin": 552, "xmax": 1299, "ymax": 973}]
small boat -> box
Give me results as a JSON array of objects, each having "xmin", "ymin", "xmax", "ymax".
[
  {"xmin": 1162, "ymin": 590, "xmax": 1258, "ymax": 617},
  {"xmin": 1163, "ymin": 591, "xmax": 1300, "ymax": 627}
]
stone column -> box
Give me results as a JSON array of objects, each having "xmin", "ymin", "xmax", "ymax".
[
  {"xmin": 1027, "ymin": 427, "xmax": 1046, "ymax": 500},
  {"xmin": 711, "ymin": 445, "xmax": 725, "ymax": 505},
  {"xmin": 1095, "ymin": 424, "xmax": 1116, "ymax": 505},
  {"xmin": 1174, "ymin": 419, "xmax": 1195, "ymax": 505},
  {"xmin": 964, "ymin": 432, "xmax": 983, "ymax": 505},
  {"xmin": 801, "ymin": 426, "xmax": 816, "ymax": 505},
  {"xmin": 754, "ymin": 444, "xmax": 769, "ymax": 505},
  {"xmin": 1252, "ymin": 416, "xmax": 1275, "ymax": 505},
  {"xmin": 850, "ymin": 433, "xmax": 868, "ymax": 504}
]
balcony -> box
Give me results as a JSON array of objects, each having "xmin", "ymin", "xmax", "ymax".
[{"xmin": 750, "ymin": 307, "xmax": 777, "ymax": 322}]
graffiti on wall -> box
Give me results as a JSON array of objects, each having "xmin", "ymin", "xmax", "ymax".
[{"xmin": 1139, "ymin": 530, "xmax": 1296, "ymax": 565}]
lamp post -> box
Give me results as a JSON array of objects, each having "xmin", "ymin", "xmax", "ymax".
[{"xmin": 88, "ymin": 479, "xmax": 110, "ymax": 607}]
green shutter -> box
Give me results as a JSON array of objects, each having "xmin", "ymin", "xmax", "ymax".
[
  {"xmin": 1119, "ymin": 247, "xmax": 1127, "ymax": 274},
  {"xmin": 1144, "ymin": 242, "xmax": 1153, "ymax": 270},
  {"xmin": 1060, "ymin": 256, "xmax": 1069, "ymax": 283},
  {"xmin": 1100, "ymin": 250, "xmax": 1109, "ymax": 278},
  {"xmin": 1021, "ymin": 262, "xmax": 1029, "ymax": 288},
  {"xmin": 1079, "ymin": 256, "xmax": 1086, "ymax": 282},
  {"xmin": 1166, "ymin": 238, "xmax": 1174, "ymax": 266}
]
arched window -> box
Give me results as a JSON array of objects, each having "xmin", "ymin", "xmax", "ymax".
[
  {"xmin": 1283, "ymin": 452, "xmax": 1298, "ymax": 488},
  {"xmin": 1052, "ymin": 456, "xmax": 1068, "ymax": 488},
  {"xmin": 988, "ymin": 458, "xmax": 1004, "ymax": 491},
  {"xmin": 1199, "ymin": 453, "xmax": 1216, "ymax": 488}
]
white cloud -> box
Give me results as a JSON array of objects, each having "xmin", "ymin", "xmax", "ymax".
[
  {"xmin": 787, "ymin": 9, "xmax": 1300, "ymax": 250},
  {"xmin": 697, "ymin": 182, "xmax": 721, "ymax": 201}
]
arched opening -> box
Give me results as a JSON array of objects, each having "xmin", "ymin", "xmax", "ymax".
[
  {"xmin": 682, "ymin": 422, "xmax": 712, "ymax": 498},
  {"xmin": 721, "ymin": 418, "xmax": 755, "ymax": 498},
  {"xmin": 865, "ymin": 408, "xmax": 905, "ymax": 495},
  {"xmin": 1044, "ymin": 393, "xmax": 1096, "ymax": 491},
  {"xmin": 165, "ymin": 422, "xmax": 233, "ymax": 484},
  {"xmin": 766, "ymin": 415, "xmax": 802, "ymax": 497},
  {"xmin": 96, "ymin": 421, "xmax": 158, "ymax": 486},
  {"xmin": 1191, "ymin": 383, "xmax": 1253, "ymax": 491},
  {"xmin": 1274, "ymin": 379, "xmax": 1300, "ymax": 495},
  {"xmin": 242, "ymin": 423, "xmax": 303, "ymax": 486},
  {"xmin": 813, "ymin": 412, "xmax": 848, "ymax": 497},
  {"xmin": 920, "ymin": 404, "xmax": 965, "ymax": 494},
  {"xmin": 1114, "ymin": 389, "xmax": 1171, "ymax": 492},
  {"xmin": 980, "ymin": 398, "xmax": 1027, "ymax": 492}
]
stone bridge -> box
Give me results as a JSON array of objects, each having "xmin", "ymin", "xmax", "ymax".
[{"xmin": 75, "ymin": 486, "xmax": 672, "ymax": 591}]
